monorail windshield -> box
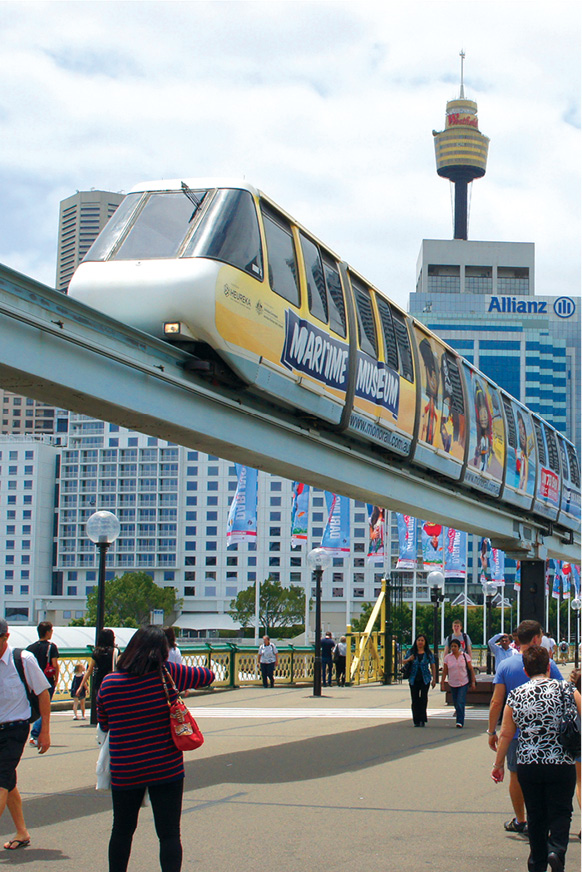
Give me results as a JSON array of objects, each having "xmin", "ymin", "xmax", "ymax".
[{"xmin": 83, "ymin": 187, "xmax": 263, "ymax": 279}]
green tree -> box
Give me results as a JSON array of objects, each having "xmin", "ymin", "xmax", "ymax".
[
  {"xmin": 69, "ymin": 572, "xmax": 182, "ymax": 628},
  {"xmin": 229, "ymin": 577, "xmax": 306, "ymax": 634}
]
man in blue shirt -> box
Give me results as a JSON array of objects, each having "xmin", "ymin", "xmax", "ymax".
[
  {"xmin": 487, "ymin": 632, "xmax": 519, "ymax": 669},
  {"xmin": 487, "ymin": 619, "xmax": 563, "ymax": 836}
]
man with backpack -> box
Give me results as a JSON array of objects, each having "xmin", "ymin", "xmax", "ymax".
[
  {"xmin": 443, "ymin": 619, "xmax": 473, "ymax": 658},
  {"xmin": 0, "ymin": 618, "xmax": 51, "ymax": 851},
  {"xmin": 26, "ymin": 621, "xmax": 59, "ymax": 747}
]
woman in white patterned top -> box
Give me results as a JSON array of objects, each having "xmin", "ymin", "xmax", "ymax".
[{"xmin": 491, "ymin": 645, "xmax": 581, "ymax": 872}]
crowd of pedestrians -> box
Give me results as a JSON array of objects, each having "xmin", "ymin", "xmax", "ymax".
[{"xmin": 0, "ymin": 616, "xmax": 579, "ymax": 872}]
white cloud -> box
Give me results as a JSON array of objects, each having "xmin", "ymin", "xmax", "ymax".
[{"xmin": 0, "ymin": 0, "xmax": 579, "ymax": 310}]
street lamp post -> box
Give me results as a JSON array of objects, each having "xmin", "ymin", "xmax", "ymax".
[
  {"xmin": 307, "ymin": 547, "xmax": 332, "ymax": 697},
  {"xmin": 428, "ymin": 570, "xmax": 445, "ymax": 679},
  {"xmin": 86, "ymin": 510, "xmax": 120, "ymax": 723},
  {"xmin": 482, "ymin": 580, "xmax": 497, "ymax": 675},
  {"xmin": 572, "ymin": 598, "xmax": 582, "ymax": 670}
]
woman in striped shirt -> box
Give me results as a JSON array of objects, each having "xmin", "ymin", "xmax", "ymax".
[{"xmin": 97, "ymin": 626, "xmax": 214, "ymax": 872}]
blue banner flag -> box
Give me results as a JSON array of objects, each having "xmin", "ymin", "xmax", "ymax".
[
  {"xmin": 290, "ymin": 482, "xmax": 310, "ymax": 547},
  {"xmin": 226, "ymin": 464, "xmax": 258, "ymax": 545},
  {"xmin": 490, "ymin": 547, "xmax": 505, "ymax": 585},
  {"xmin": 321, "ymin": 493, "xmax": 351, "ymax": 554},
  {"xmin": 444, "ymin": 528, "xmax": 467, "ymax": 578},
  {"xmin": 561, "ymin": 563, "xmax": 571, "ymax": 599},
  {"xmin": 396, "ymin": 514, "xmax": 417, "ymax": 569}
]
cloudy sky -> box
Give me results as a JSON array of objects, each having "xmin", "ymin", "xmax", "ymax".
[{"xmin": 0, "ymin": 1, "xmax": 579, "ymax": 310}]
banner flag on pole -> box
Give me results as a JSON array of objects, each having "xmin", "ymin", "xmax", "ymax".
[
  {"xmin": 444, "ymin": 528, "xmax": 467, "ymax": 578},
  {"xmin": 226, "ymin": 464, "xmax": 258, "ymax": 545},
  {"xmin": 479, "ymin": 537, "xmax": 490, "ymax": 582},
  {"xmin": 551, "ymin": 559, "xmax": 562, "ymax": 599},
  {"xmin": 366, "ymin": 505, "xmax": 386, "ymax": 564},
  {"xmin": 572, "ymin": 564, "xmax": 581, "ymax": 598},
  {"xmin": 561, "ymin": 562, "xmax": 571, "ymax": 599},
  {"xmin": 396, "ymin": 514, "xmax": 417, "ymax": 569},
  {"xmin": 422, "ymin": 521, "xmax": 444, "ymax": 570},
  {"xmin": 321, "ymin": 493, "xmax": 350, "ymax": 554},
  {"xmin": 290, "ymin": 482, "xmax": 310, "ymax": 547},
  {"xmin": 490, "ymin": 547, "xmax": 505, "ymax": 585},
  {"xmin": 514, "ymin": 561, "xmax": 521, "ymax": 592}
]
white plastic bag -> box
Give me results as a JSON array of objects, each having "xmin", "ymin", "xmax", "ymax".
[{"xmin": 95, "ymin": 728, "xmax": 111, "ymax": 790}]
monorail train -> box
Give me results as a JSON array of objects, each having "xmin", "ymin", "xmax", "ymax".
[{"xmin": 68, "ymin": 178, "xmax": 581, "ymax": 535}]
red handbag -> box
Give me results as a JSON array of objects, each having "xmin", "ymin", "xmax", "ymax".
[{"xmin": 161, "ymin": 667, "xmax": 204, "ymax": 751}]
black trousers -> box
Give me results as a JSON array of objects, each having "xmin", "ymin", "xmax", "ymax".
[
  {"xmin": 260, "ymin": 662, "xmax": 275, "ymax": 687},
  {"xmin": 517, "ymin": 762, "xmax": 576, "ymax": 872},
  {"xmin": 109, "ymin": 779, "xmax": 184, "ymax": 872},
  {"xmin": 409, "ymin": 676, "xmax": 429, "ymax": 725}
]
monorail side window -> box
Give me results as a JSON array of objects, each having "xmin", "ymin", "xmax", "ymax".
[
  {"xmin": 300, "ymin": 233, "xmax": 328, "ymax": 324},
  {"xmin": 112, "ymin": 192, "xmax": 208, "ymax": 260},
  {"xmin": 543, "ymin": 424, "xmax": 560, "ymax": 474},
  {"xmin": 391, "ymin": 309, "xmax": 414, "ymax": 382},
  {"xmin": 533, "ymin": 420, "xmax": 547, "ymax": 467},
  {"xmin": 502, "ymin": 396, "xmax": 517, "ymax": 449},
  {"xmin": 375, "ymin": 296, "xmax": 399, "ymax": 371},
  {"xmin": 185, "ymin": 189, "xmax": 263, "ymax": 278},
  {"xmin": 322, "ymin": 258, "xmax": 346, "ymax": 338},
  {"xmin": 83, "ymin": 193, "xmax": 143, "ymax": 262},
  {"xmin": 350, "ymin": 277, "xmax": 377, "ymax": 358},
  {"xmin": 566, "ymin": 441, "xmax": 580, "ymax": 487},
  {"xmin": 261, "ymin": 206, "xmax": 300, "ymax": 306}
]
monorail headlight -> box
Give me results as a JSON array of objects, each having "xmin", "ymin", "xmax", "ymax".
[{"xmin": 164, "ymin": 322, "xmax": 182, "ymax": 335}]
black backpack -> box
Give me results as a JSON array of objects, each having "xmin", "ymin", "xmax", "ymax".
[{"xmin": 13, "ymin": 649, "xmax": 41, "ymax": 723}]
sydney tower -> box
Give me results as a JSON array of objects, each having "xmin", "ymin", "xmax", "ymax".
[{"xmin": 433, "ymin": 52, "xmax": 490, "ymax": 240}]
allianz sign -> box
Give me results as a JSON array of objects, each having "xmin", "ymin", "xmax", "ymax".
[{"xmin": 487, "ymin": 296, "xmax": 576, "ymax": 319}]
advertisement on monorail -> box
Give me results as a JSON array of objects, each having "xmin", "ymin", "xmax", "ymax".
[
  {"xmin": 464, "ymin": 367, "xmax": 505, "ymax": 496},
  {"xmin": 503, "ymin": 397, "xmax": 536, "ymax": 500},
  {"xmin": 415, "ymin": 331, "xmax": 466, "ymax": 462}
]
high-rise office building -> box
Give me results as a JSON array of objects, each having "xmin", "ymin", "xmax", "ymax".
[{"xmin": 56, "ymin": 190, "xmax": 124, "ymax": 294}]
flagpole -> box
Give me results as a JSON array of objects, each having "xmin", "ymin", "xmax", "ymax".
[{"xmin": 441, "ymin": 531, "xmax": 446, "ymax": 646}]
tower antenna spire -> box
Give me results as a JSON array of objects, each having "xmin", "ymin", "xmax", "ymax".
[{"xmin": 459, "ymin": 49, "xmax": 465, "ymax": 98}]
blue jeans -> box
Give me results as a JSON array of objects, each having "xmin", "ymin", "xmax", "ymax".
[
  {"xmin": 31, "ymin": 684, "xmax": 55, "ymax": 740},
  {"xmin": 450, "ymin": 682, "xmax": 469, "ymax": 726}
]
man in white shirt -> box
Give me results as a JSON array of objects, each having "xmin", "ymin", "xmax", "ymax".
[
  {"xmin": 0, "ymin": 618, "xmax": 51, "ymax": 851},
  {"xmin": 540, "ymin": 631, "xmax": 556, "ymax": 660}
]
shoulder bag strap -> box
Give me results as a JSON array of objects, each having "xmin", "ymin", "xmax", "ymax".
[{"xmin": 160, "ymin": 666, "xmax": 180, "ymax": 707}]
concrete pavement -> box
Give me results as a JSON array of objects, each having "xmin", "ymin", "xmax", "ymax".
[{"xmin": 1, "ymin": 681, "xmax": 580, "ymax": 872}]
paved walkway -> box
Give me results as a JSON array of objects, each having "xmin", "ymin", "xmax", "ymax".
[{"xmin": 1, "ymin": 682, "xmax": 580, "ymax": 872}]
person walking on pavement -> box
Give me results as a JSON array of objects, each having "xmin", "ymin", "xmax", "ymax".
[
  {"xmin": 76, "ymin": 628, "xmax": 118, "ymax": 706},
  {"xmin": 257, "ymin": 636, "xmax": 278, "ymax": 688},
  {"xmin": 26, "ymin": 621, "xmax": 59, "ymax": 747},
  {"xmin": 0, "ymin": 618, "xmax": 51, "ymax": 851},
  {"xmin": 97, "ymin": 626, "xmax": 214, "ymax": 872},
  {"xmin": 321, "ymin": 632, "xmax": 335, "ymax": 687},
  {"xmin": 440, "ymin": 638, "xmax": 476, "ymax": 728},
  {"xmin": 487, "ymin": 619, "xmax": 564, "ymax": 836},
  {"xmin": 491, "ymin": 645, "xmax": 580, "ymax": 872},
  {"xmin": 403, "ymin": 634, "xmax": 436, "ymax": 727},
  {"xmin": 443, "ymin": 619, "xmax": 472, "ymax": 657},
  {"xmin": 335, "ymin": 636, "xmax": 347, "ymax": 686}
]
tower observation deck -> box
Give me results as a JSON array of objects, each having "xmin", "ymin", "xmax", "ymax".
[{"xmin": 433, "ymin": 52, "xmax": 490, "ymax": 240}]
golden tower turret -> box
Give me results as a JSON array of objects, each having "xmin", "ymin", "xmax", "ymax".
[{"xmin": 433, "ymin": 51, "xmax": 490, "ymax": 240}]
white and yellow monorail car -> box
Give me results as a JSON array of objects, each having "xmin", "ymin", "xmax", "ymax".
[{"xmin": 68, "ymin": 179, "xmax": 581, "ymax": 533}]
